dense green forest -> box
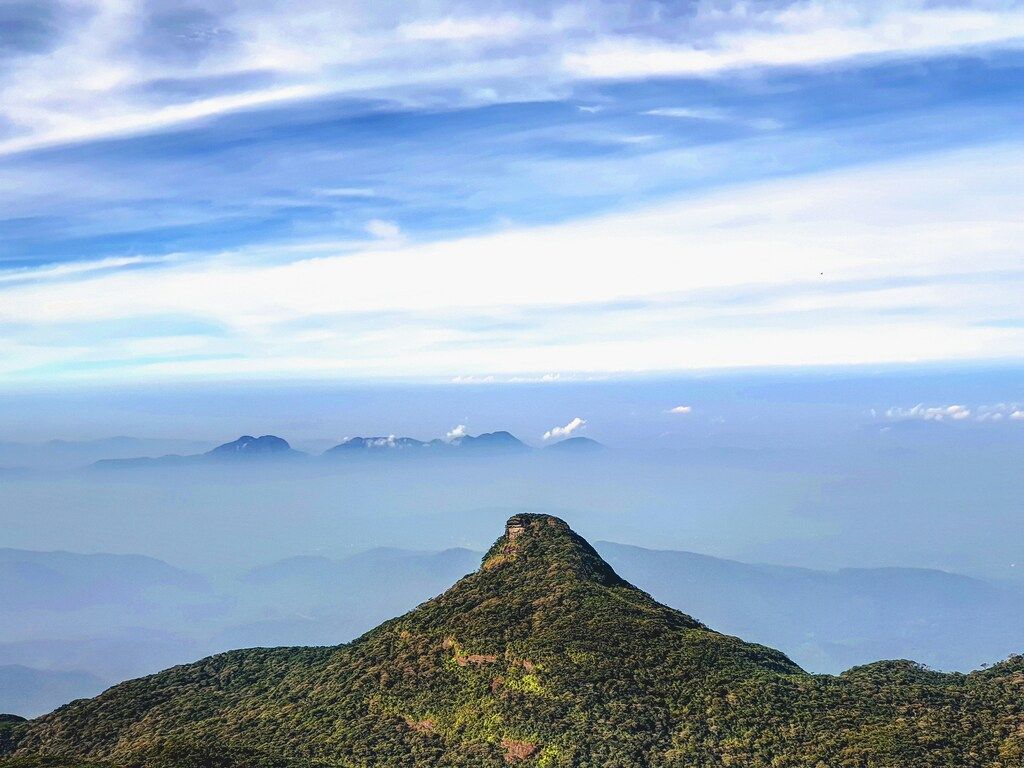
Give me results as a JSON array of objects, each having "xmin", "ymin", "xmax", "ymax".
[{"xmin": 4, "ymin": 514, "xmax": 1024, "ymax": 767}]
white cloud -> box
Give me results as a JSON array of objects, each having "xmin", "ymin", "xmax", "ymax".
[
  {"xmin": 398, "ymin": 16, "xmax": 526, "ymax": 42},
  {"xmin": 669, "ymin": 405, "xmax": 693, "ymax": 414},
  {"xmin": 1, "ymin": 143, "xmax": 1024, "ymax": 380},
  {"xmin": 543, "ymin": 417, "xmax": 586, "ymax": 441},
  {"xmin": 365, "ymin": 219, "xmax": 402, "ymax": 240},
  {"xmin": 0, "ymin": 4, "xmax": 550, "ymax": 158},
  {"xmin": 644, "ymin": 108, "xmax": 728, "ymax": 120},
  {"xmin": 2, "ymin": 2, "xmax": 1023, "ymax": 157},
  {"xmin": 617, "ymin": 133, "xmax": 657, "ymax": 144},
  {"xmin": 564, "ymin": 5, "xmax": 1024, "ymax": 79},
  {"xmin": 643, "ymin": 107, "xmax": 781, "ymax": 130},
  {"xmin": 315, "ymin": 187, "xmax": 377, "ymax": 198},
  {"xmin": 885, "ymin": 404, "xmax": 970, "ymax": 421},
  {"xmin": 0, "ymin": 84, "xmax": 329, "ymax": 157},
  {"xmin": 445, "ymin": 424, "xmax": 468, "ymax": 441},
  {"xmin": 885, "ymin": 403, "xmax": 1024, "ymax": 423},
  {"xmin": 0, "ymin": 255, "xmax": 172, "ymax": 285},
  {"xmin": 948, "ymin": 405, "xmax": 972, "ymax": 421}
]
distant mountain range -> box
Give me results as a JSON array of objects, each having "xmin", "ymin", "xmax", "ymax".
[
  {"xmin": 0, "ymin": 667, "xmax": 105, "ymax": 720},
  {"xmin": 4, "ymin": 532, "xmax": 1024, "ymax": 718},
  {"xmin": 92, "ymin": 431, "xmax": 600, "ymax": 468},
  {"xmin": 5, "ymin": 515, "xmax": 1023, "ymax": 767},
  {"xmin": 323, "ymin": 430, "xmax": 532, "ymax": 456},
  {"xmin": 543, "ymin": 436, "xmax": 603, "ymax": 453},
  {"xmin": 596, "ymin": 542, "xmax": 1024, "ymax": 673},
  {"xmin": 0, "ymin": 437, "xmax": 216, "ymax": 470},
  {"xmin": 205, "ymin": 434, "xmax": 304, "ymax": 459},
  {"xmin": 91, "ymin": 434, "xmax": 308, "ymax": 468},
  {"xmin": 0, "ymin": 548, "xmax": 208, "ymax": 612}
]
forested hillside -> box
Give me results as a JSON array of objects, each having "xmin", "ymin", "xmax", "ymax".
[{"xmin": 4, "ymin": 515, "xmax": 1024, "ymax": 767}]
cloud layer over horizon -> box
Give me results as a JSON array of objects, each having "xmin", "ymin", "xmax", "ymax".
[{"xmin": 2, "ymin": 0, "xmax": 1024, "ymax": 382}]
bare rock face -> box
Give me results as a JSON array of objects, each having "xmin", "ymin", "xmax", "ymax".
[{"xmin": 504, "ymin": 514, "xmax": 531, "ymax": 540}]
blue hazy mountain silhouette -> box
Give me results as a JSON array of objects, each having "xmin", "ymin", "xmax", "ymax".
[
  {"xmin": 92, "ymin": 435, "xmax": 304, "ymax": 468},
  {"xmin": 205, "ymin": 435, "xmax": 304, "ymax": 459},
  {"xmin": 544, "ymin": 436, "xmax": 604, "ymax": 452},
  {"xmin": 323, "ymin": 430, "xmax": 531, "ymax": 457}
]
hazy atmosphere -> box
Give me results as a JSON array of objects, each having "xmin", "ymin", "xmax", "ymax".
[
  {"xmin": 3, "ymin": 366, "xmax": 1023, "ymax": 578},
  {"xmin": 3, "ymin": 366, "xmax": 1023, "ymax": 714}
]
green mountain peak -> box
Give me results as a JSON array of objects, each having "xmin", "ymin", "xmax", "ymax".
[
  {"xmin": 480, "ymin": 513, "xmax": 631, "ymax": 588},
  {"xmin": 4, "ymin": 516, "xmax": 1024, "ymax": 767}
]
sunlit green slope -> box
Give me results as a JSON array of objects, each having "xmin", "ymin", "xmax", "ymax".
[{"xmin": 4, "ymin": 514, "xmax": 1024, "ymax": 767}]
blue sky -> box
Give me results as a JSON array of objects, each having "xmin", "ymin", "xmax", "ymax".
[{"xmin": 2, "ymin": 1, "xmax": 1024, "ymax": 382}]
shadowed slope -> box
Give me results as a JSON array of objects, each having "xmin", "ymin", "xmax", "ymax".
[{"xmin": 5, "ymin": 515, "xmax": 1024, "ymax": 767}]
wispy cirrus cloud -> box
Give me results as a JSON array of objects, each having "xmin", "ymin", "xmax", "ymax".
[
  {"xmin": 3, "ymin": 2, "xmax": 1024, "ymax": 384},
  {"xmin": 2, "ymin": 140, "xmax": 1023, "ymax": 381},
  {"xmin": 564, "ymin": 3, "xmax": 1024, "ymax": 79},
  {"xmin": 2, "ymin": 1, "xmax": 1023, "ymax": 157},
  {"xmin": 4, "ymin": 2, "xmax": 1024, "ymax": 274},
  {"xmin": 642, "ymin": 107, "xmax": 782, "ymax": 131},
  {"xmin": 644, "ymin": 108, "xmax": 729, "ymax": 120},
  {"xmin": 0, "ymin": 255, "xmax": 172, "ymax": 285},
  {"xmin": 397, "ymin": 15, "xmax": 529, "ymax": 42}
]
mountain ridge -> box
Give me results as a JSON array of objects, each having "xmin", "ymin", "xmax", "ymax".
[
  {"xmin": 543, "ymin": 436, "xmax": 604, "ymax": 452},
  {"xmin": 205, "ymin": 435, "xmax": 305, "ymax": 459},
  {"xmin": 92, "ymin": 431, "xmax": 539, "ymax": 468},
  {"xmin": 5, "ymin": 515, "xmax": 1024, "ymax": 766}
]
